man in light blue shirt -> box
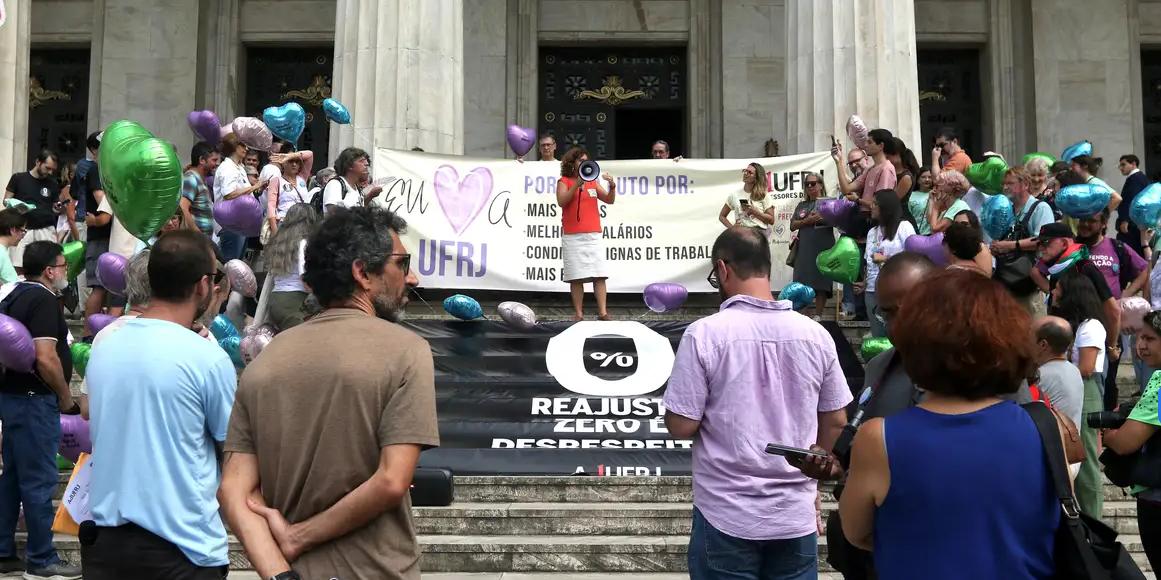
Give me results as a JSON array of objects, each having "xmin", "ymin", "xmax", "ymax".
[{"xmin": 82, "ymin": 230, "xmax": 236, "ymax": 579}]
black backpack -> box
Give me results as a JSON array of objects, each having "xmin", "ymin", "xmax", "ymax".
[{"xmin": 311, "ymin": 176, "xmax": 350, "ymax": 216}]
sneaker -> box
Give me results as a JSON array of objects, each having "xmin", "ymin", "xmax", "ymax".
[
  {"xmin": 0, "ymin": 558, "xmax": 22, "ymax": 578},
  {"xmin": 23, "ymin": 561, "xmax": 82, "ymax": 580}
]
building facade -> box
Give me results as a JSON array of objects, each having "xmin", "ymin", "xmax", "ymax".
[{"xmin": 1, "ymin": 0, "xmax": 1158, "ymax": 193}]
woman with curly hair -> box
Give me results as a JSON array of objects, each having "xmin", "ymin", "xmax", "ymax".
[
  {"xmin": 926, "ymin": 170, "xmax": 971, "ymax": 234},
  {"xmin": 265, "ymin": 203, "xmax": 321, "ymax": 330},
  {"xmin": 556, "ymin": 146, "xmax": 616, "ymax": 320}
]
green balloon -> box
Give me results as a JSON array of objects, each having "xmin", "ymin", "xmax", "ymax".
[
  {"xmin": 62, "ymin": 240, "xmax": 85, "ymax": 282},
  {"xmin": 56, "ymin": 454, "xmax": 74, "ymax": 471},
  {"xmin": 860, "ymin": 337, "xmax": 893, "ymax": 360},
  {"xmin": 70, "ymin": 342, "xmax": 91, "ymax": 378},
  {"xmin": 1021, "ymin": 152, "xmax": 1056, "ymax": 168},
  {"xmin": 98, "ymin": 120, "xmax": 183, "ymax": 241},
  {"xmin": 816, "ymin": 236, "xmax": 861, "ymax": 285},
  {"xmin": 964, "ymin": 156, "xmax": 1009, "ymax": 196}
]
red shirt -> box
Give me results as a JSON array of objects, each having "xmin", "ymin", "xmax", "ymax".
[{"xmin": 560, "ymin": 176, "xmax": 602, "ymax": 234}]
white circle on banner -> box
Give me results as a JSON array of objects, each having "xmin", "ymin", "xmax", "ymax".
[{"xmin": 545, "ymin": 321, "xmax": 675, "ymax": 397}]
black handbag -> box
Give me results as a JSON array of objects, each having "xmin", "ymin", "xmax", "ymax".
[
  {"xmin": 1100, "ymin": 432, "xmax": 1161, "ymax": 489},
  {"xmin": 1023, "ymin": 402, "xmax": 1146, "ymax": 580},
  {"xmin": 410, "ymin": 467, "xmax": 454, "ymax": 507},
  {"xmin": 994, "ymin": 200, "xmax": 1045, "ymax": 295}
]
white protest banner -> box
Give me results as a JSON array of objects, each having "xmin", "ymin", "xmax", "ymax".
[{"xmin": 372, "ymin": 149, "xmax": 837, "ymax": 292}]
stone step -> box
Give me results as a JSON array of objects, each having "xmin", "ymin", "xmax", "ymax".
[{"xmin": 226, "ymin": 573, "xmax": 849, "ymax": 580}]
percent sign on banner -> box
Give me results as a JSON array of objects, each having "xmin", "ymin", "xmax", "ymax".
[{"xmin": 589, "ymin": 351, "xmax": 637, "ymax": 368}]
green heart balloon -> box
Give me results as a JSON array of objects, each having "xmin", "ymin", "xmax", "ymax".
[
  {"xmin": 860, "ymin": 337, "xmax": 893, "ymax": 360},
  {"xmin": 816, "ymin": 236, "xmax": 861, "ymax": 285},
  {"xmin": 98, "ymin": 120, "xmax": 183, "ymax": 241},
  {"xmin": 1021, "ymin": 152, "xmax": 1056, "ymax": 168},
  {"xmin": 964, "ymin": 156, "xmax": 1009, "ymax": 195},
  {"xmin": 70, "ymin": 342, "xmax": 91, "ymax": 378},
  {"xmin": 61, "ymin": 240, "xmax": 85, "ymax": 281},
  {"xmin": 56, "ymin": 454, "xmax": 74, "ymax": 471}
]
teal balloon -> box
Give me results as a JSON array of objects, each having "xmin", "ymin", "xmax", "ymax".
[
  {"xmin": 1021, "ymin": 152, "xmax": 1055, "ymax": 167},
  {"xmin": 218, "ymin": 336, "xmax": 245, "ymax": 369},
  {"xmin": 980, "ymin": 193, "xmax": 1015, "ymax": 239},
  {"xmin": 861, "ymin": 337, "xmax": 893, "ymax": 360},
  {"xmin": 1057, "ymin": 183, "xmax": 1112, "ymax": 218},
  {"xmin": 98, "ymin": 120, "xmax": 183, "ymax": 241},
  {"xmin": 1061, "ymin": 140, "xmax": 1092, "ymax": 162},
  {"xmin": 443, "ymin": 294, "xmax": 483, "ymax": 321},
  {"xmin": 964, "ymin": 156, "xmax": 1008, "ymax": 195},
  {"xmin": 1131, "ymin": 183, "xmax": 1161, "ymax": 230},
  {"xmin": 210, "ymin": 314, "xmax": 239, "ymax": 340},
  {"xmin": 262, "ymin": 102, "xmax": 306, "ymax": 144},
  {"xmin": 816, "ymin": 237, "xmax": 861, "ymax": 285},
  {"xmin": 778, "ymin": 282, "xmax": 816, "ymax": 311},
  {"xmin": 322, "ymin": 98, "xmax": 351, "ymax": 124}
]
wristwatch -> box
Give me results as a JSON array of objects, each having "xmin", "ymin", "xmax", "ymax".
[{"xmin": 270, "ymin": 572, "xmax": 302, "ymax": 580}]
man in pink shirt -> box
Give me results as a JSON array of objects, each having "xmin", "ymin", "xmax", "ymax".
[
  {"xmin": 832, "ymin": 128, "xmax": 898, "ymax": 213},
  {"xmin": 664, "ymin": 226, "xmax": 853, "ymax": 580}
]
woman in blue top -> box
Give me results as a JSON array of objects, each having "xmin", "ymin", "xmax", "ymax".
[
  {"xmin": 839, "ymin": 269, "xmax": 1059, "ymax": 579},
  {"xmin": 1104, "ymin": 310, "xmax": 1161, "ymax": 572}
]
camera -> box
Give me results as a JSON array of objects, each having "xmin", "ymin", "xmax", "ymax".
[{"xmin": 1086, "ymin": 398, "xmax": 1139, "ymax": 429}]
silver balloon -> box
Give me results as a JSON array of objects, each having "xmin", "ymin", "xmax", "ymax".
[
  {"xmin": 225, "ymin": 259, "xmax": 257, "ymax": 298},
  {"xmin": 240, "ymin": 324, "xmax": 275, "ymax": 364},
  {"xmin": 497, "ymin": 301, "xmax": 538, "ymax": 330}
]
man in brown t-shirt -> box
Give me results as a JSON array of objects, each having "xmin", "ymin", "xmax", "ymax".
[{"xmin": 218, "ymin": 206, "xmax": 437, "ymax": 580}]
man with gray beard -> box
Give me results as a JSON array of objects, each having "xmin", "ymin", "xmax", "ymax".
[{"xmin": 219, "ymin": 206, "xmax": 438, "ymax": 580}]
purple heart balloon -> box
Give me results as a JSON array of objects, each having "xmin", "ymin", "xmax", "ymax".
[
  {"xmin": 817, "ymin": 198, "xmax": 858, "ymax": 230},
  {"xmin": 506, "ymin": 124, "xmax": 535, "ymax": 157},
  {"xmin": 187, "ymin": 110, "xmax": 222, "ymax": 145},
  {"xmin": 0, "ymin": 313, "xmax": 35, "ymax": 372},
  {"xmin": 213, "ymin": 195, "xmax": 263, "ymax": 237},
  {"xmin": 88, "ymin": 313, "xmax": 118, "ymax": 335},
  {"xmin": 903, "ymin": 233, "xmax": 948, "ymax": 267},
  {"xmin": 644, "ymin": 282, "xmax": 689, "ymax": 313},
  {"xmin": 95, "ymin": 252, "xmax": 129, "ymax": 296},
  {"xmin": 59, "ymin": 414, "xmax": 92, "ymax": 462}
]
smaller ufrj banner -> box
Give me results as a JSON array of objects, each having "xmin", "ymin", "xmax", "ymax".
[{"xmin": 409, "ymin": 319, "xmax": 863, "ymax": 476}]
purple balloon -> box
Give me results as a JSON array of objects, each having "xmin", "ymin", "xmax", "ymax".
[
  {"xmin": 507, "ymin": 125, "xmax": 535, "ymax": 157},
  {"xmin": 904, "ymin": 233, "xmax": 948, "ymax": 267},
  {"xmin": 59, "ymin": 414, "xmax": 92, "ymax": 462},
  {"xmin": 817, "ymin": 198, "xmax": 858, "ymax": 230},
  {"xmin": 213, "ymin": 195, "xmax": 263, "ymax": 237},
  {"xmin": 187, "ymin": 110, "xmax": 222, "ymax": 145},
  {"xmin": 644, "ymin": 282, "xmax": 689, "ymax": 313},
  {"xmin": 88, "ymin": 313, "xmax": 117, "ymax": 335},
  {"xmin": 0, "ymin": 313, "xmax": 35, "ymax": 372},
  {"xmin": 96, "ymin": 252, "xmax": 129, "ymax": 295}
]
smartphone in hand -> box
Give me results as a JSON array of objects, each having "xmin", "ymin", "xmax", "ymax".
[{"xmin": 765, "ymin": 443, "xmax": 828, "ymax": 464}]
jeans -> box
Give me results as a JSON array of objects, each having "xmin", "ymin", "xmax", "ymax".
[
  {"xmin": 217, "ymin": 231, "xmax": 247, "ymax": 262},
  {"xmin": 688, "ymin": 507, "xmax": 817, "ymax": 580},
  {"xmin": 1076, "ymin": 374, "xmax": 1105, "ymax": 520},
  {"xmin": 0, "ymin": 392, "xmax": 63, "ymax": 568},
  {"xmin": 1139, "ymin": 498, "xmax": 1161, "ymax": 575},
  {"xmin": 80, "ymin": 523, "xmax": 228, "ymax": 580},
  {"xmin": 864, "ymin": 291, "xmax": 885, "ymax": 338}
]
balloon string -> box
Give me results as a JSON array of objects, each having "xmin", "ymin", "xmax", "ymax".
[{"xmin": 410, "ymin": 288, "xmax": 437, "ymax": 314}]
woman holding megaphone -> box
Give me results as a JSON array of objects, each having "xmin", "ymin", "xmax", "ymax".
[{"xmin": 557, "ymin": 147, "xmax": 616, "ymax": 321}]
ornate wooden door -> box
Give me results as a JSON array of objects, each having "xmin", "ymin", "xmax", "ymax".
[
  {"xmin": 539, "ymin": 46, "xmax": 686, "ymax": 160},
  {"xmin": 917, "ymin": 49, "xmax": 983, "ymax": 159},
  {"xmin": 28, "ymin": 48, "xmax": 90, "ymax": 169},
  {"xmin": 1142, "ymin": 51, "xmax": 1161, "ymax": 177},
  {"xmin": 245, "ymin": 46, "xmax": 334, "ymax": 168}
]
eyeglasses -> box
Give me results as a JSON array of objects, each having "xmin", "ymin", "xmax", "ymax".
[
  {"xmin": 205, "ymin": 270, "xmax": 226, "ymax": 284},
  {"xmin": 51, "ymin": 262, "xmax": 67, "ymax": 270},
  {"xmin": 706, "ymin": 260, "xmax": 725, "ymax": 289},
  {"xmin": 935, "ymin": 141, "xmax": 949, "ymax": 149},
  {"xmin": 847, "ymin": 158, "xmax": 865, "ymax": 169},
  {"xmin": 805, "ymin": 181, "xmax": 820, "ymax": 187},
  {"xmin": 391, "ymin": 253, "xmax": 411, "ymax": 276}
]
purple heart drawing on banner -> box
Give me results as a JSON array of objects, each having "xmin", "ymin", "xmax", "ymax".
[{"xmin": 433, "ymin": 165, "xmax": 494, "ymax": 235}]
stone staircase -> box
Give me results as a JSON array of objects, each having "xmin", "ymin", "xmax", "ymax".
[{"xmin": 21, "ymin": 473, "xmax": 1154, "ymax": 578}]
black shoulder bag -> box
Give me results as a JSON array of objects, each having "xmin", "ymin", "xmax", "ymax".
[
  {"xmin": 1023, "ymin": 402, "xmax": 1146, "ymax": 580},
  {"xmin": 994, "ymin": 200, "xmax": 1045, "ymax": 295}
]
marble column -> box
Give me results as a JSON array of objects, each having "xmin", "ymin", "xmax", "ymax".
[
  {"xmin": 331, "ymin": 0, "xmax": 464, "ymax": 158},
  {"xmin": 1030, "ymin": 0, "xmax": 1136, "ymax": 190},
  {"xmin": 198, "ymin": 0, "xmax": 240, "ymax": 122},
  {"xmin": 0, "ymin": 0, "xmax": 31, "ymax": 180},
  {"xmin": 92, "ymin": 0, "xmax": 200, "ymax": 156},
  {"xmin": 784, "ymin": 0, "xmax": 921, "ymax": 154}
]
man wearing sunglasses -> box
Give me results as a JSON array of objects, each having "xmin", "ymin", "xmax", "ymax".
[
  {"xmin": 82, "ymin": 230, "xmax": 238, "ymax": 579},
  {"xmin": 221, "ymin": 206, "xmax": 434, "ymax": 580},
  {"xmin": 0, "ymin": 241, "xmax": 82, "ymax": 580}
]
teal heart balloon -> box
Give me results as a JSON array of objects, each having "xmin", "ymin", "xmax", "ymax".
[
  {"xmin": 860, "ymin": 337, "xmax": 893, "ymax": 360},
  {"xmin": 964, "ymin": 156, "xmax": 1008, "ymax": 195},
  {"xmin": 1057, "ymin": 183, "xmax": 1112, "ymax": 218},
  {"xmin": 778, "ymin": 282, "xmax": 816, "ymax": 311},
  {"xmin": 262, "ymin": 102, "xmax": 306, "ymax": 144},
  {"xmin": 98, "ymin": 120, "xmax": 183, "ymax": 241},
  {"xmin": 1061, "ymin": 140, "xmax": 1092, "ymax": 162},
  {"xmin": 322, "ymin": 98, "xmax": 351, "ymax": 124},
  {"xmin": 443, "ymin": 294, "xmax": 484, "ymax": 321},
  {"xmin": 1130, "ymin": 183, "xmax": 1161, "ymax": 230},
  {"xmin": 1021, "ymin": 152, "xmax": 1055, "ymax": 168},
  {"xmin": 816, "ymin": 237, "xmax": 861, "ymax": 285}
]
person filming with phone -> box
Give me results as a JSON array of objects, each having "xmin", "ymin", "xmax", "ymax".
[
  {"xmin": 664, "ymin": 226, "xmax": 852, "ymax": 580},
  {"xmin": 718, "ymin": 162, "xmax": 774, "ymax": 234}
]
